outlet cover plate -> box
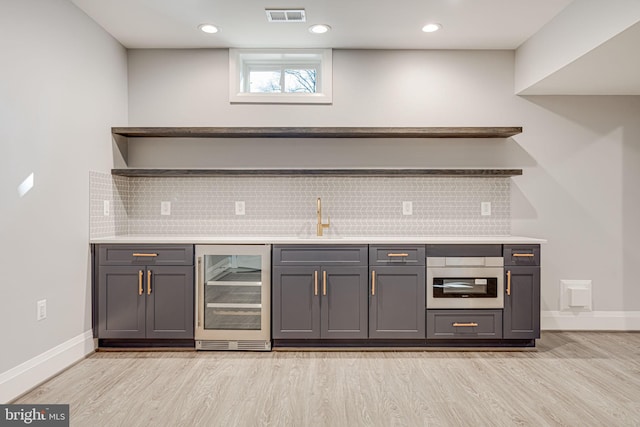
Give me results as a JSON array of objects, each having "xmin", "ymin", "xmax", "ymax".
[
  {"xmin": 560, "ymin": 279, "xmax": 592, "ymax": 311},
  {"xmin": 402, "ymin": 201, "xmax": 413, "ymax": 215},
  {"xmin": 161, "ymin": 201, "xmax": 171, "ymax": 216},
  {"xmin": 37, "ymin": 299, "xmax": 47, "ymax": 321},
  {"xmin": 235, "ymin": 201, "xmax": 246, "ymax": 215},
  {"xmin": 481, "ymin": 202, "xmax": 491, "ymax": 216}
]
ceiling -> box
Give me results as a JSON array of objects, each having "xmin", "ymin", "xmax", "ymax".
[
  {"xmin": 70, "ymin": 0, "xmax": 640, "ymax": 95},
  {"xmin": 71, "ymin": 0, "xmax": 573, "ymax": 50}
]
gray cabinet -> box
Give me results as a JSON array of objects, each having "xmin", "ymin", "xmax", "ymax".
[
  {"xmin": 368, "ymin": 245, "xmax": 426, "ymax": 339},
  {"xmin": 503, "ymin": 245, "xmax": 541, "ymax": 339},
  {"xmin": 272, "ymin": 245, "xmax": 368, "ymax": 339},
  {"xmin": 427, "ymin": 310, "xmax": 503, "ymax": 339},
  {"xmin": 97, "ymin": 245, "xmax": 194, "ymax": 340}
]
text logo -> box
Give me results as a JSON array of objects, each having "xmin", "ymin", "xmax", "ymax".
[{"xmin": 0, "ymin": 405, "xmax": 69, "ymax": 426}]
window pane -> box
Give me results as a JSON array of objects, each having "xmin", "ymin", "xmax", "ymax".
[
  {"xmin": 284, "ymin": 68, "xmax": 317, "ymax": 93},
  {"xmin": 249, "ymin": 70, "xmax": 281, "ymax": 93}
]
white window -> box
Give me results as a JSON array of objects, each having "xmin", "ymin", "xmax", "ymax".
[{"xmin": 229, "ymin": 49, "xmax": 332, "ymax": 104}]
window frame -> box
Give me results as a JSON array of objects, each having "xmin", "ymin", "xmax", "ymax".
[{"xmin": 229, "ymin": 48, "xmax": 333, "ymax": 104}]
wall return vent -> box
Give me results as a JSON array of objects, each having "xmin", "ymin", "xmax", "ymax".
[{"xmin": 265, "ymin": 9, "xmax": 306, "ymax": 22}]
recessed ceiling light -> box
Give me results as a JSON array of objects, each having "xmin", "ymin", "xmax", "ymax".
[
  {"xmin": 309, "ymin": 24, "xmax": 331, "ymax": 34},
  {"xmin": 198, "ymin": 24, "xmax": 219, "ymax": 34},
  {"xmin": 422, "ymin": 23, "xmax": 442, "ymax": 33}
]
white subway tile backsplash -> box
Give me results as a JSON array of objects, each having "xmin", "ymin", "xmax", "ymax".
[{"xmin": 90, "ymin": 172, "xmax": 510, "ymax": 238}]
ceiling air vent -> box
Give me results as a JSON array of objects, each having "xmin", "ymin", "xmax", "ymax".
[{"xmin": 265, "ymin": 9, "xmax": 306, "ymax": 23}]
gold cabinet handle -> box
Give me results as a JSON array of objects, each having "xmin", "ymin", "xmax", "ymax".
[
  {"xmin": 322, "ymin": 271, "xmax": 327, "ymax": 296},
  {"xmin": 507, "ymin": 270, "xmax": 512, "ymax": 296},
  {"xmin": 147, "ymin": 270, "xmax": 152, "ymax": 295},
  {"xmin": 314, "ymin": 270, "xmax": 318, "ymax": 296},
  {"xmin": 371, "ymin": 270, "xmax": 376, "ymax": 296},
  {"xmin": 453, "ymin": 322, "xmax": 478, "ymax": 327},
  {"xmin": 133, "ymin": 253, "xmax": 158, "ymax": 257},
  {"xmin": 197, "ymin": 257, "xmax": 202, "ymax": 327},
  {"xmin": 387, "ymin": 253, "xmax": 409, "ymax": 257},
  {"xmin": 138, "ymin": 270, "xmax": 143, "ymax": 295},
  {"xmin": 512, "ymin": 253, "xmax": 534, "ymax": 257}
]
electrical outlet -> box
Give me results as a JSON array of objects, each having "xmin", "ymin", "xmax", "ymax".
[
  {"xmin": 481, "ymin": 202, "xmax": 491, "ymax": 216},
  {"xmin": 103, "ymin": 200, "xmax": 110, "ymax": 216},
  {"xmin": 402, "ymin": 201, "xmax": 413, "ymax": 215},
  {"xmin": 37, "ymin": 299, "xmax": 47, "ymax": 321},
  {"xmin": 161, "ymin": 201, "xmax": 171, "ymax": 216},
  {"xmin": 235, "ymin": 201, "xmax": 246, "ymax": 215}
]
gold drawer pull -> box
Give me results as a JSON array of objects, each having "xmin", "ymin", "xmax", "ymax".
[
  {"xmin": 314, "ymin": 271, "xmax": 318, "ymax": 296},
  {"xmin": 322, "ymin": 271, "xmax": 327, "ymax": 296},
  {"xmin": 147, "ymin": 270, "xmax": 152, "ymax": 295},
  {"xmin": 371, "ymin": 271, "xmax": 376, "ymax": 296},
  {"xmin": 453, "ymin": 322, "xmax": 478, "ymax": 327},
  {"xmin": 133, "ymin": 253, "xmax": 158, "ymax": 257},
  {"xmin": 507, "ymin": 270, "xmax": 512, "ymax": 296},
  {"xmin": 512, "ymin": 253, "xmax": 534, "ymax": 257},
  {"xmin": 138, "ymin": 270, "xmax": 143, "ymax": 295},
  {"xmin": 387, "ymin": 253, "xmax": 409, "ymax": 257}
]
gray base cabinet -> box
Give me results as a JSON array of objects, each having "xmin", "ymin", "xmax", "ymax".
[
  {"xmin": 272, "ymin": 245, "xmax": 368, "ymax": 340},
  {"xmin": 503, "ymin": 245, "xmax": 541, "ymax": 339},
  {"xmin": 272, "ymin": 265, "xmax": 368, "ymax": 339},
  {"xmin": 369, "ymin": 266, "xmax": 425, "ymax": 339},
  {"xmin": 97, "ymin": 245, "xmax": 194, "ymax": 340}
]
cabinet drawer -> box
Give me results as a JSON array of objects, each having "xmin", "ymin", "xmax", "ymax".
[
  {"xmin": 98, "ymin": 245, "xmax": 194, "ymax": 266},
  {"xmin": 272, "ymin": 245, "xmax": 368, "ymax": 266},
  {"xmin": 369, "ymin": 245, "xmax": 425, "ymax": 266},
  {"xmin": 426, "ymin": 310, "xmax": 502, "ymax": 339},
  {"xmin": 503, "ymin": 245, "xmax": 540, "ymax": 266},
  {"xmin": 426, "ymin": 244, "xmax": 502, "ymax": 257}
]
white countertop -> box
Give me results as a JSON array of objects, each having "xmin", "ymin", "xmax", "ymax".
[{"xmin": 90, "ymin": 235, "xmax": 546, "ymax": 245}]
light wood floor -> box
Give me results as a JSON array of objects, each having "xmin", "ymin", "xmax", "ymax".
[{"xmin": 15, "ymin": 332, "xmax": 640, "ymax": 426}]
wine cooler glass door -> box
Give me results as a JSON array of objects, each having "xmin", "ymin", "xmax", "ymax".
[{"xmin": 204, "ymin": 254, "xmax": 263, "ymax": 330}]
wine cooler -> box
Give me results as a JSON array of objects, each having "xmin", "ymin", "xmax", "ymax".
[{"xmin": 195, "ymin": 245, "xmax": 271, "ymax": 351}]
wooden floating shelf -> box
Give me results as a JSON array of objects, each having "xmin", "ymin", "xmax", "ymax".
[
  {"xmin": 111, "ymin": 169, "xmax": 523, "ymax": 178},
  {"xmin": 111, "ymin": 126, "xmax": 522, "ymax": 139}
]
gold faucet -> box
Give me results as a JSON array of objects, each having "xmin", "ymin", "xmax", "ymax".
[{"xmin": 316, "ymin": 197, "xmax": 330, "ymax": 237}]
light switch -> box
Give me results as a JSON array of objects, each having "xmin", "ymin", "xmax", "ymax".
[
  {"xmin": 161, "ymin": 201, "xmax": 171, "ymax": 216},
  {"xmin": 103, "ymin": 200, "xmax": 110, "ymax": 216}
]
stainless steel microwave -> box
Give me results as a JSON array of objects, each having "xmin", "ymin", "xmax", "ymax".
[{"xmin": 426, "ymin": 257, "xmax": 504, "ymax": 309}]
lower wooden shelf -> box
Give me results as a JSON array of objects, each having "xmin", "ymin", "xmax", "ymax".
[{"xmin": 111, "ymin": 169, "xmax": 523, "ymax": 177}]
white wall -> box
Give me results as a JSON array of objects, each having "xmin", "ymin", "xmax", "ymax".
[
  {"xmin": 0, "ymin": 0, "xmax": 127, "ymax": 401},
  {"xmin": 515, "ymin": 0, "xmax": 640, "ymax": 94},
  {"xmin": 127, "ymin": 49, "xmax": 640, "ymax": 322}
]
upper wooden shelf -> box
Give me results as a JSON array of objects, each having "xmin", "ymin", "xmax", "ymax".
[{"xmin": 111, "ymin": 126, "xmax": 522, "ymax": 139}]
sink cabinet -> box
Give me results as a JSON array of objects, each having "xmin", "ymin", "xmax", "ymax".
[
  {"xmin": 503, "ymin": 245, "xmax": 541, "ymax": 339},
  {"xmin": 96, "ymin": 245, "xmax": 194, "ymax": 341},
  {"xmin": 272, "ymin": 245, "xmax": 368, "ymax": 339}
]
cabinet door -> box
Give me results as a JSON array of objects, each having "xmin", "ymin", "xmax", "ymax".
[
  {"xmin": 146, "ymin": 266, "xmax": 194, "ymax": 339},
  {"xmin": 272, "ymin": 266, "xmax": 321, "ymax": 339},
  {"xmin": 321, "ymin": 267, "xmax": 368, "ymax": 339},
  {"xmin": 369, "ymin": 266, "xmax": 426, "ymax": 339},
  {"xmin": 504, "ymin": 266, "xmax": 540, "ymax": 339},
  {"xmin": 98, "ymin": 266, "xmax": 145, "ymax": 339}
]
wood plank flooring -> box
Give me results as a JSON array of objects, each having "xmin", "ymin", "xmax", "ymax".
[{"xmin": 14, "ymin": 332, "xmax": 640, "ymax": 426}]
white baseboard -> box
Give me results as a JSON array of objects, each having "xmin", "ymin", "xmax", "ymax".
[
  {"xmin": 0, "ymin": 330, "xmax": 95, "ymax": 404},
  {"xmin": 542, "ymin": 310, "xmax": 640, "ymax": 331}
]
